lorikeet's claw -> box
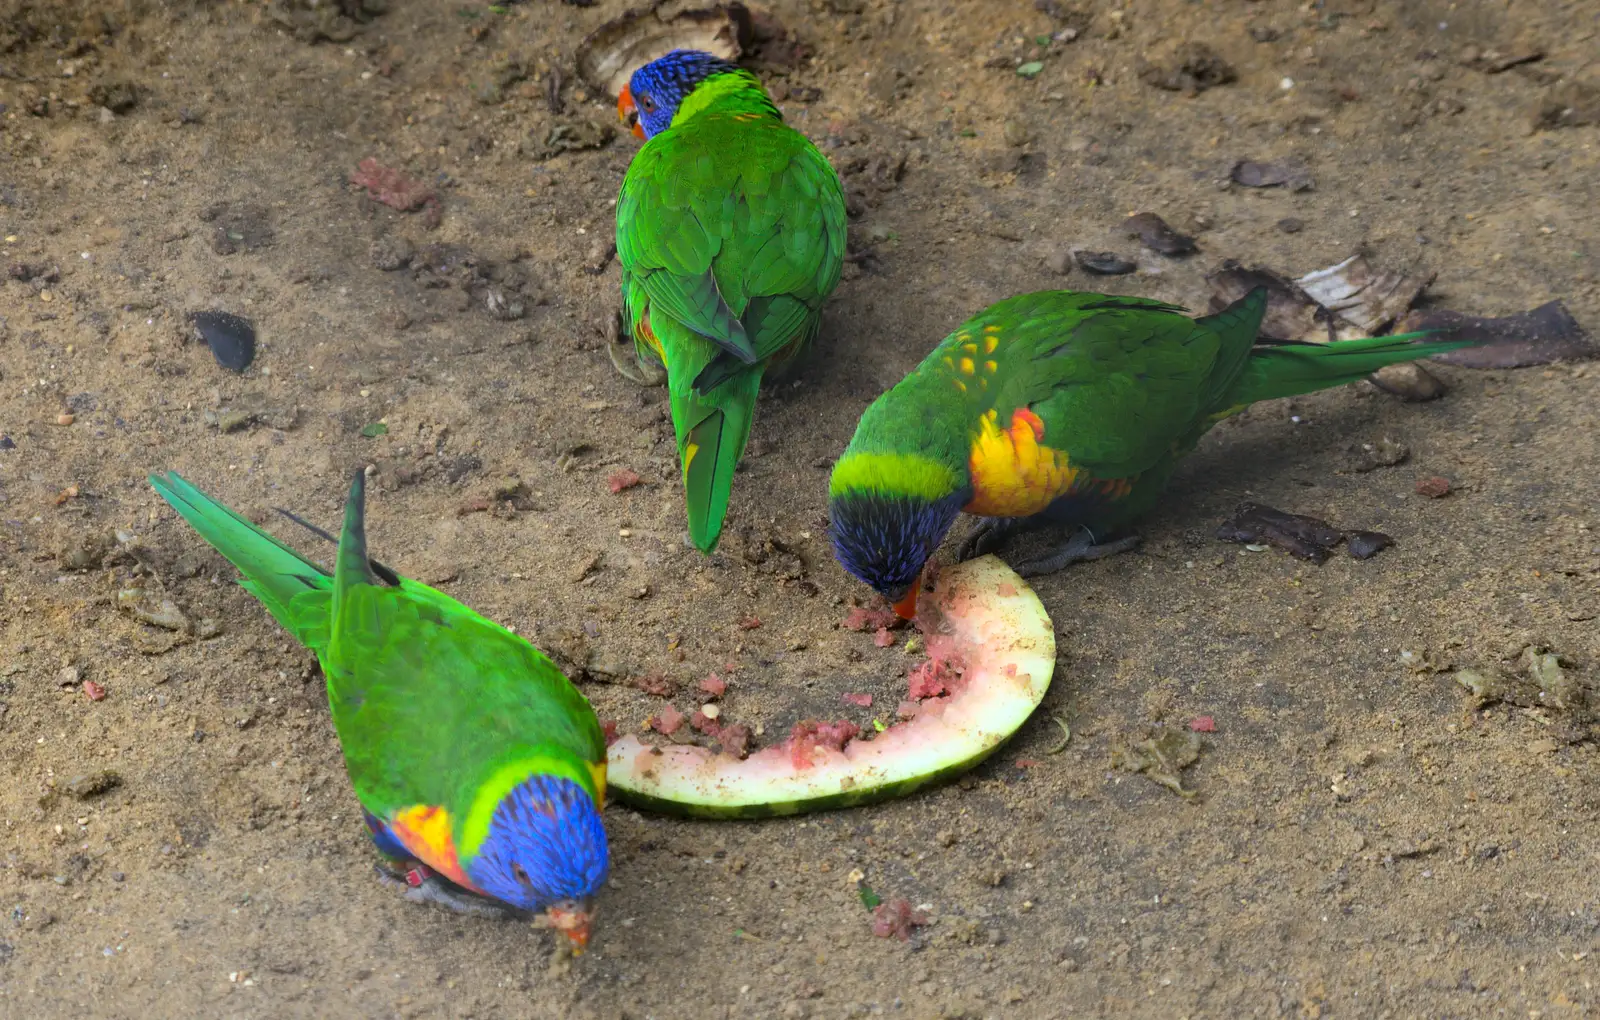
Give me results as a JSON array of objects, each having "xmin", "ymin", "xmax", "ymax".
[
  {"xmin": 957, "ymin": 517, "xmax": 1026, "ymax": 562},
  {"xmin": 376, "ymin": 863, "xmax": 510, "ymax": 920},
  {"xmin": 1013, "ymin": 530, "xmax": 1142, "ymax": 578},
  {"xmin": 608, "ymin": 329, "xmax": 667, "ymax": 387}
]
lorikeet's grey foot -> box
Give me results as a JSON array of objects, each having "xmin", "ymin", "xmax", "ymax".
[
  {"xmin": 1014, "ymin": 530, "xmax": 1142, "ymax": 578},
  {"xmin": 607, "ymin": 312, "xmax": 667, "ymax": 387},
  {"xmin": 375, "ymin": 863, "xmax": 509, "ymax": 920},
  {"xmin": 957, "ymin": 517, "xmax": 1028, "ymax": 562}
]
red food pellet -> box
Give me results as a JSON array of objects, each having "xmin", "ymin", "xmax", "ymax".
[
  {"xmin": 871, "ymin": 899, "xmax": 929, "ymax": 941},
  {"xmin": 651, "ymin": 705, "xmax": 685, "ymax": 736},
  {"xmin": 1188, "ymin": 716, "xmax": 1217, "ymax": 733},
  {"xmin": 1415, "ymin": 476, "xmax": 1451, "ymax": 498},
  {"xmin": 873, "ymin": 627, "xmax": 895, "ymax": 648},
  {"xmin": 82, "ymin": 680, "xmax": 105, "ymax": 702},
  {"xmin": 737, "ymin": 616, "xmax": 761, "ymax": 630},
  {"xmin": 841, "ymin": 692, "xmax": 873, "ymax": 708},
  {"xmin": 601, "ymin": 720, "xmax": 620, "ymax": 746},
  {"xmin": 843, "ymin": 606, "xmax": 899, "ymax": 632},
  {"xmin": 607, "ymin": 469, "xmax": 642, "ymax": 493},
  {"xmin": 699, "ymin": 674, "xmax": 727, "ymax": 697}
]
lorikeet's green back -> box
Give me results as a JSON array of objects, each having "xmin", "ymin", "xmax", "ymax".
[
  {"xmin": 829, "ymin": 288, "xmax": 1471, "ymax": 598},
  {"xmin": 148, "ymin": 472, "xmax": 607, "ymax": 872},
  {"xmin": 617, "ymin": 68, "xmax": 846, "ymax": 551}
]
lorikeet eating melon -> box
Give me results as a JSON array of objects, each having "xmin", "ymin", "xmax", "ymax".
[
  {"xmin": 828, "ymin": 287, "xmax": 1470, "ymax": 618},
  {"xmin": 149, "ymin": 471, "xmax": 610, "ymax": 950},
  {"xmin": 614, "ymin": 49, "xmax": 847, "ymax": 552}
]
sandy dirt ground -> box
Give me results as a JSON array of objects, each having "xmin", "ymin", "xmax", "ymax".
[{"xmin": 2, "ymin": 0, "xmax": 1598, "ymax": 1017}]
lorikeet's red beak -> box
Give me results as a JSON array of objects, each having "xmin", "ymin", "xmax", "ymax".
[
  {"xmin": 539, "ymin": 898, "xmax": 595, "ymax": 953},
  {"xmin": 892, "ymin": 573, "xmax": 922, "ymax": 620},
  {"xmin": 617, "ymin": 84, "xmax": 645, "ymax": 140}
]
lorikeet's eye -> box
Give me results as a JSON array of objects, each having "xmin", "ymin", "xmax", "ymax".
[
  {"xmin": 511, "ymin": 861, "xmax": 532, "ymax": 887},
  {"xmin": 638, "ymin": 93, "xmax": 657, "ymax": 114}
]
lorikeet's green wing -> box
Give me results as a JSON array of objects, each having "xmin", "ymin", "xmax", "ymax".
[
  {"xmin": 149, "ymin": 472, "xmax": 335, "ymax": 651},
  {"xmin": 616, "ymin": 114, "xmax": 846, "ymax": 377},
  {"xmin": 321, "ymin": 473, "xmax": 606, "ymax": 825},
  {"xmin": 970, "ymin": 291, "xmax": 1252, "ymax": 481}
]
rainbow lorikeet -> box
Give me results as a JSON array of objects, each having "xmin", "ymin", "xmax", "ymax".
[
  {"xmin": 614, "ymin": 49, "xmax": 847, "ymax": 552},
  {"xmin": 149, "ymin": 470, "xmax": 610, "ymax": 950},
  {"xmin": 828, "ymin": 288, "xmax": 1471, "ymax": 618}
]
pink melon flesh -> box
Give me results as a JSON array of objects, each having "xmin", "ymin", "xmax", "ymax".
[{"xmin": 607, "ymin": 555, "xmax": 1056, "ymax": 817}]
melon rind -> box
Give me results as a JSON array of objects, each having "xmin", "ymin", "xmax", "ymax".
[{"xmin": 607, "ymin": 555, "xmax": 1056, "ymax": 818}]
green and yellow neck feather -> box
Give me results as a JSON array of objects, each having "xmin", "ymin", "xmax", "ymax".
[
  {"xmin": 456, "ymin": 748, "xmax": 606, "ymax": 861},
  {"xmin": 671, "ymin": 71, "xmax": 781, "ymax": 129},
  {"xmin": 829, "ymin": 451, "xmax": 963, "ymax": 503}
]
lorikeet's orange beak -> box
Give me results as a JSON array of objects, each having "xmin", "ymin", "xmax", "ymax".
[
  {"xmin": 892, "ymin": 573, "xmax": 922, "ymax": 620},
  {"xmin": 617, "ymin": 84, "xmax": 645, "ymax": 140},
  {"xmin": 538, "ymin": 898, "xmax": 595, "ymax": 953}
]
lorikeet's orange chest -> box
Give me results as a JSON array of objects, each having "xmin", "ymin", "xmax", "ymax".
[
  {"xmin": 389, "ymin": 804, "xmax": 481, "ymax": 892},
  {"xmin": 954, "ymin": 326, "xmax": 1131, "ymax": 518},
  {"xmin": 965, "ymin": 407, "xmax": 1081, "ymax": 517}
]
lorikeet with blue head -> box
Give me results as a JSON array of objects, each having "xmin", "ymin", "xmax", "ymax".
[
  {"xmin": 149, "ymin": 470, "xmax": 610, "ymax": 950},
  {"xmin": 828, "ymin": 288, "xmax": 1472, "ymax": 618},
  {"xmin": 614, "ymin": 49, "xmax": 847, "ymax": 552}
]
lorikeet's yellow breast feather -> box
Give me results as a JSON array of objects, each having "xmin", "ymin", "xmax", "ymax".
[
  {"xmin": 964, "ymin": 407, "xmax": 1135, "ymax": 517},
  {"xmin": 965, "ymin": 408, "xmax": 1080, "ymax": 516}
]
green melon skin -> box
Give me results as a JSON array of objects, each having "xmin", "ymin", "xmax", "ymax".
[{"xmin": 607, "ymin": 555, "xmax": 1057, "ymax": 819}]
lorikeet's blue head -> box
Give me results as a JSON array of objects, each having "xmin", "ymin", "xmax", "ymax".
[
  {"xmin": 465, "ymin": 774, "xmax": 609, "ymax": 949},
  {"xmin": 829, "ymin": 488, "xmax": 969, "ymax": 619},
  {"xmin": 618, "ymin": 49, "xmax": 741, "ymax": 139}
]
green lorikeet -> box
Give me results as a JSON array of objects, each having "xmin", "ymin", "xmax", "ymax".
[
  {"xmin": 148, "ymin": 470, "xmax": 610, "ymax": 949},
  {"xmin": 615, "ymin": 49, "xmax": 847, "ymax": 551},
  {"xmin": 828, "ymin": 287, "xmax": 1471, "ymax": 617}
]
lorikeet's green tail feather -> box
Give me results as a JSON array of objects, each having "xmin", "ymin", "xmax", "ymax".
[
  {"xmin": 148, "ymin": 472, "xmax": 331, "ymax": 644},
  {"xmin": 331, "ymin": 469, "xmax": 380, "ymax": 625},
  {"xmin": 677, "ymin": 367, "xmax": 762, "ymax": 552},
  {"xmin": 1227, "ymin": 330, "xmax": 1466, "ymax": 408}
]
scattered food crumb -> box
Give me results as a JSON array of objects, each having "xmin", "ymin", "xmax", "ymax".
[
  {"xmin": 841, "ymin": 692, "xmax": 873, "ymax": 708},
  {"xmin": 871, "ymin": 899, "xmax": 929, "ymax": 941},
  {"xmin": 350, "ymin": 158, "xmax": 438, "ymax": 216},
  {"xmin": 1415, "ymin": 476, "xmax": 1452, "ymax": 498},
  {"xmin": 83, "ymin": 680, "xmax": 106, "ymax": 702},
  {"xmin": 601, "ymin": 720, "xmax": 620, "ymax": 746},
  {"xmin": 630, "ymin": 673, "xmax": 676, "ymax": 698},
  {"xmin": 843, "ymin": 606, "xmax": 901, "ymax": 632},
  {"xmin": 651, "ymin": 705, "xmax": 685, "ymax": 736},
  {"xmin": 607, "ymin": 470, "xmax": 643, "ymax": 493},
  {"xmin": 699, "ymin": 674, "xmax": 727, "ymax": 698},
  {"xmin": 1188, "ymin": 716, "xmax": 1217, "ymax": 733},
  {"xmin": 872, "ymin": 627, "xmax": 896, "ymax": 648}
]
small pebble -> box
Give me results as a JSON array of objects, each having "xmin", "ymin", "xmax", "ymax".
[
  {"xmin": 1277, "ymin": 217, "xmax": 1305, "ymax": 233},
  {"xmin": 1042, "ymin": 249, "xmax": 1073, "ymax": 276},
  {"xmin": 56, "ymin": 413, "xmax": 75, "ymax": 426},
  {"xmin": 1415, "ymin": 476, "xmax": 1451, "ymax": 498},
  {"xmin": 1347, "ymin": 531, "xmax": 1394, "ymax": 559}
]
